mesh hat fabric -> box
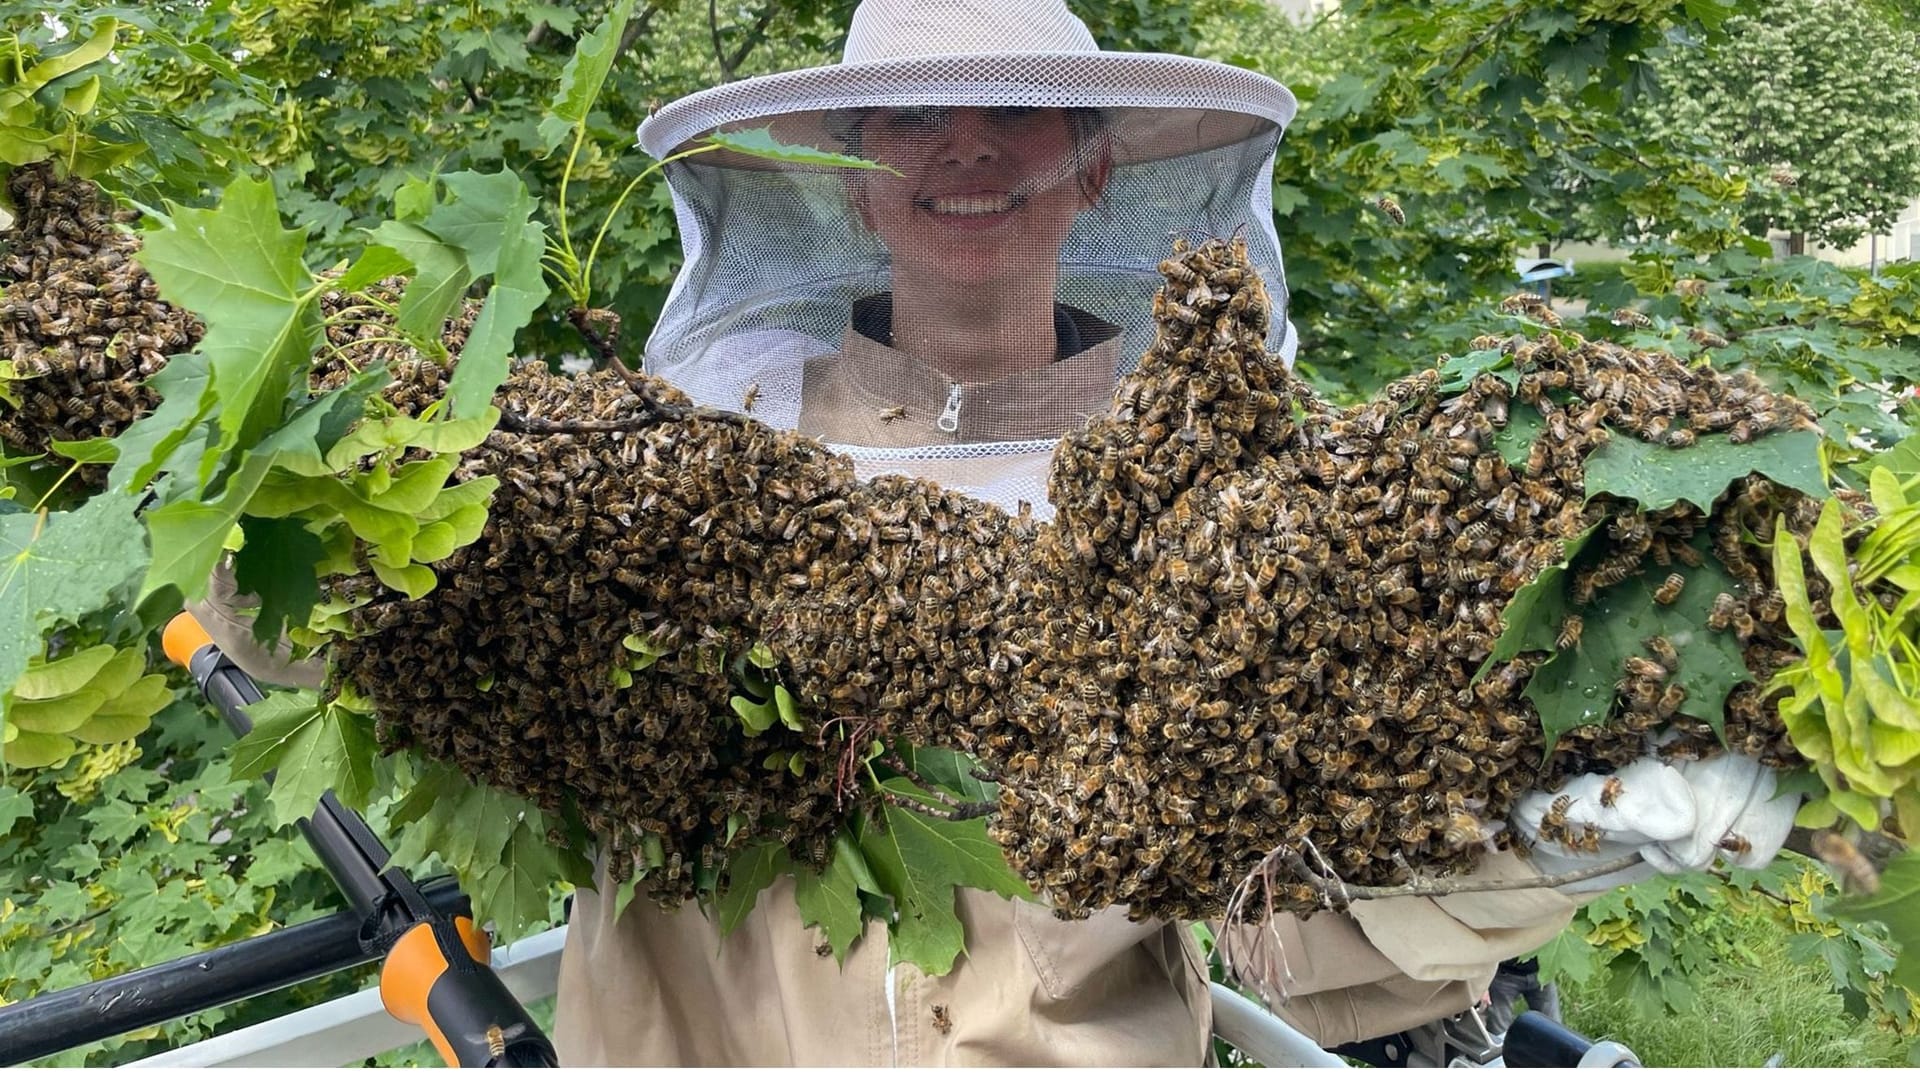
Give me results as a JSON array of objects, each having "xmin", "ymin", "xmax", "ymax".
[{"xmin": 634, "ymin": 0, "xmax": 1299, "ymax": 517}]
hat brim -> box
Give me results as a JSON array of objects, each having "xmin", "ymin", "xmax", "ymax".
[{"xmin": 638, "ymin": 51, "xmax": 1297, "ymax": 167}]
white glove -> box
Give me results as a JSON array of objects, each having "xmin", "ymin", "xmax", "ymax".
[{"xmin": 1510, "ymin": 753, "xmax": 1799, "ymax": 892}]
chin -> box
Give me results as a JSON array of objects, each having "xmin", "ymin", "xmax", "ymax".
[{"xmin": 898, "ymin": 243, "xmax": 1028, "ymax": 288}]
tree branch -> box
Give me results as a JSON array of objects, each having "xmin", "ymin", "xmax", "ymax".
[
  {"xmin": 1437, "ymin": 11, "xmax": 1525, "ymax": 86},
  {"xmin": 708, "ymin": 0, "xmax": 736, "ymax": 82},
  {"xmin": 1253, "ymin": 844, "xmax": 1646, "ymax": 913},
  {"xmin": 724, "ymin": 5, "xmax": 780, "ymax": 75},
  {"xmin": 617, "ymin": 1, "xmax": 669, "ymax": 60},
  {"xmin": 879, "ymin": 753, "xmax": 996, "ymax": 819}
]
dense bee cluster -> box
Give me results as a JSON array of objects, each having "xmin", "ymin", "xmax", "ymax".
[
  {"xmin": 327, "ymin": 238, "xmax": 1818, "ymax": 921},
  {"xmin": 0, "ymin": 164, "xmax": 198, "ymax": 467},
  {"xmin": 982, "ymin": 238, "xmax": 1820, "ymax": 919},
  {"xmin": 329, "ymin": 361, "xmax": 1038, "ymax": 900}
]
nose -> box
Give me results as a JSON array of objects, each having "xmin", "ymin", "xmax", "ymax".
[{"xmin": 938, "ymin": 109, "xmax": 998, "ymax": 167}]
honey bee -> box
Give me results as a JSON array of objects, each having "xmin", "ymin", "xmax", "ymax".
[
  {"xmin": 1645, "ymin": 634, "xmax": 1679, "ymax": 670},
  {"xmin": 1623, "ymin": 656, "xmax": 1668, "ymax": 681},
  {"xmin": 1443, "ymin": 811, "xmax": 1483, "ymax": 847},
  {"xmin": 1610, "ymin": 307, "xmax": 1651, "ymax": 328},
  {"xmin": 1375, "ymin": 194, "xmax": 1406, "ymax": 225},
  {"xmin": 1433, "ymin": 745, "xmax": 1475, "ymax": 775},
  {"xmin": 1716, "ymin": 832, "xmax": 1752, "ymax": 857},
  {"xmin": 1664, "ymin": 427, "xmax": 1697, "ymax": 449},
  {"xmin": 879, "ymin": 405, "xmax": 908, "ymax": 423},
  {"xmin": 931, "ymin": 1004, "xmax": 953, "ymax": 1035},
  {"xmin": 1339, "ymin": 801, "xmax": 1376, "ymax": 832},
  {"xmin": 1545, "ymin": 792, "xmax": 1574, "ymax": 825},
  {"xmin": 741, "ymin": 382, "xmax": 761, "ymax": 413},
  {"xmin": 1656, "ymin": 683, "xmax": 1688, "ymax": 719},
  {"xmin": 1599, "ymin": 775, "xmax": 1625, "ymax": 808},
  {"xmin": 1556, "ymin": 614, "xmax": 1584, "ymax": 651},
  {"xmin": 1706, "ymin": 592, "xmax": 1741, "ymax": 631}
]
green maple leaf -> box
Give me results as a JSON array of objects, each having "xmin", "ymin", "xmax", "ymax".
[
  {"xmin": 228, "ymin": 690, "xmax": 321, "ymax": 777},
  {"xmin": 136, "ymin": 176, "xmax": 324, "ymax": 481},
  {"xmin": 1525, "ymin": 555, "xmax": 1748, "ymax": 750},
  {"xmin": 1483, "ymin": 522, "xmax": 1602, "ymax": 671},
  {"xmin": 1493, "ymin": 402, "xmax": 1547, "ymax": 468},
  {"xmin": 426, "ymin": 171, "xmax": 550, "ymax": 418},
  {"xmin": 1830, "ymin": 849, "xmax": 1920, "ymax": 993},
  {"xmin": 228, "ymin": 690, "xmax": 377, "ymax": 826},
  {"xmin": 859, "ymin": 787, "xmax": 1030, "ymax": 976},
  {"xmin": 0, "ymin": 785, "xmax": 31, "ymax": 834},
  {"xmin": 141, "ymin": 447, "xmax": 282, "ymax": 603},
  {"xmin": 794, "ymin": 831, "xmax": 876, "ymax": 963},
  {"xmin": 474, "ymin": 820, "xmax": 560, "ymax": 941},
  {"xmin": 1435, "ymin": 348, "xmax": 1512, "ymax": 392},
  {"xmin": 717, "ymin": 839, "xmax": 792, "ymax": 935},
  {"xmin": 538, "ymin": 0, "xmax": 636, "ymax": 151},
  {"xmin": 232, "ymin": 516, "xmax": 326, "ymax": 646},
  {"xmin": 0, "ymin": 493, "xmax": 147, "ymax": 728},
  {"xmin": 363, "ymin": 222, "xmax": 474, "ymax": 345},
  {"xmin": 1584, "ymin": 428, "xmax": 1828, "ymax": 512}
]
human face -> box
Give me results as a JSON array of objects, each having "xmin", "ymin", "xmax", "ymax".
[{"xmin": 849, "ymin": 106, "xmax": 1106, "ymax": 288}]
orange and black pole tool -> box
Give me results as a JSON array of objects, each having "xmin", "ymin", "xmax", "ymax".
[{"xmin": 161, "ymin": 612, "xmax": 557, "ymax": 1068}]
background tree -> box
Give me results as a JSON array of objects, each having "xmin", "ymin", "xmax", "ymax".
[{"xmin": 1636, "ymin": 0, "xmax": 1920, "ymax": 252}]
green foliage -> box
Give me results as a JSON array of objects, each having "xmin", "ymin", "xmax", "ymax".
[
  {"xmin": 1524, "ymin": 553, "xmax": 1748, "ymax": 749},
  {"xmin": 1561, "ymin": 929, "xmax": 1914, "ymax": 1066},
  {"xmin": 1575, "ymin": 250, "xmax": 1920, "ymax": 448},
  {"xmin": 3, "ymin": 643, "xmax": 170, "ymax": 769},
  {"xmin": 1208, "ymin": 0, "xmax": 1751, "ymax": 397},
  {"xmin": 227, "ymin": 688, "xmax": 380, "ymax": 827},
  {"xmin": 1771, "ymin": 491, "xmax": 1920, "ymax": 838},
  {"xmin": 1538, "ymin": 856, "xmax": 1918, "ymax": 1058},
  {"xmin": 1636, "ymin": 0, "xmax": 1920, "ymax": 248},
  {"xmin": 0, "ymin": 696, "xmax": 393, "ymax": 1065},
  {"xmin": 1830, "ymin": 849, "xmax": 1920, "ymax": 995},
  {"xmin": 383, "ymin": 760, "xmax": 585, "ymax": 941},
  {"xmin": 0, "ymin": 7, "xmax": 259, "ymax": 203},
  {"xmin": 1583, "ymin": 430, "xmax": 1828, "ymax": 514},
  {"xmin": 0, "ymin": 492, "xmax": 147, "ymax": 753}
]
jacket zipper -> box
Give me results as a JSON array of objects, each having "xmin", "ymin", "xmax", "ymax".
[{"xmin": 936, "ymin": 383, "xmax": 963, "ymax": 433}]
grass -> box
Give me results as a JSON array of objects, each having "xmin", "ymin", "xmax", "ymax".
[{"xmin": 1559, "ymin": 934, "xmax": 1915, "ymax": 1068}]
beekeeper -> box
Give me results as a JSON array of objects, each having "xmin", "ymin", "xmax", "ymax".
[{"xmin": 191, "ymin": 0, "xmax": 1798, "ymax": 1064}]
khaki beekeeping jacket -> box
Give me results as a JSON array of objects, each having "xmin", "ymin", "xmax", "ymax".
[{"xmin": 189, "ymin": 316, "xmax": 1579, "ymax": 1065}]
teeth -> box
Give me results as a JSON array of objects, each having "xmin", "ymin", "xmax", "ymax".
[{"xmin": 926, "ymin": 193, "xmax": 1015, "ymax": 216}]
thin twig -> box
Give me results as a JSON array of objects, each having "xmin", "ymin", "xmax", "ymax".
[
  {"xmin": 708, "ymin": 0, "xmax": 734, "ymax": 82},
  {"xmin": 1436, "ymin": 10, "xmax": 1524, "ymax": 85},
  {"xmin": 879, "ymin": 752, "xmax": 995, "ymax": 819},
  {"xmin": 876, "ymin": 788, "xmax": 994, "ymax": 821},
  {"xmin": 1286, "ymin": 849, "xmax": 1646, "ymax": 906},
  {"xmin": 724, "ymin": 5, "xmax": 778, "ymax": 74},
  {"xmin": 495, "ymin": 394, "xmax": 757, "ymax": 435}
]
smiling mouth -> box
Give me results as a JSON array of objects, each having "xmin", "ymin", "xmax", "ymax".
[{"xmin": 916, "ymin": 192, "xmax": 1024, "ymax": 216}]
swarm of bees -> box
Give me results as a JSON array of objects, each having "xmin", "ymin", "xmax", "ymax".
[
  {"xmin": 980, "ymin": 237, "xmax": 1820, "ymax": 920},
  {"xmin": 7, "ymin": 172, "xmax": 1831, "ymax": 923},
  {"xmin": 0, "ymin": 164, "xmax": 199, "ymax": 472}
]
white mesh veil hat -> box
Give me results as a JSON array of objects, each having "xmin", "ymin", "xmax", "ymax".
[{"xmin": 634, "ymin": 0, "xmax": 1299, "ymax": 517}]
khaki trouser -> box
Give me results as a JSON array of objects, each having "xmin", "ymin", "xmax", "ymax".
[{"xmin": 554, "ymin": 874, "xmax": 1215, "ymax": 1066}]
